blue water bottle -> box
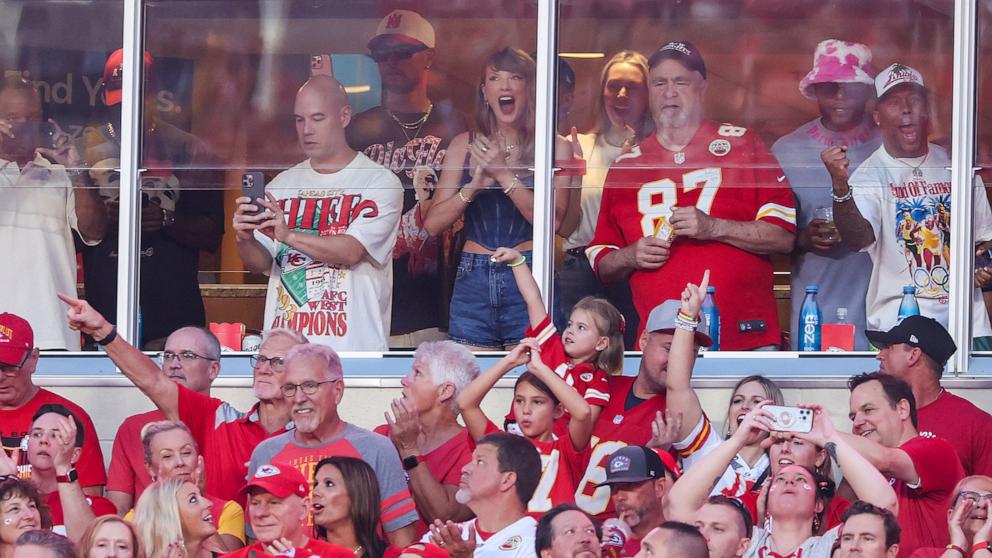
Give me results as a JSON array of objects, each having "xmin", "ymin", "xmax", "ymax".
[
  {"xmin": 799, "ymin": 285, "xmax": 822, "ymax": 352},
  {"xmin": 898, "ymin": 285, "xmax": 920, "ymax": 320},
  {"xmin": 700, "ymin": 286, "xmax": 720, "ymax": 351}
]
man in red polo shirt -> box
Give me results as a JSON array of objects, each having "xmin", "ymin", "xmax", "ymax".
[
  {"xmin": 224, "ymin": 463, "xmax": 353, "ymax": 558},
  {"xmin": 840, "ymin": 372, "xmax": 964, "ymax": 557},
  {"xmin": 59, "ymin": 293, "xmax": 303, "ymax": 502},
  {"xmin": 0, "ymin": 313, "xmax": 106, "ymax": 495}
]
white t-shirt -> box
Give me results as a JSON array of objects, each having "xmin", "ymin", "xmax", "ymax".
[
  {"xmin": 562, "ymin": 133, "xmax": 624, "ymax": 251},
  {"xmin": 421, "ymin": 516, "xmax": 537, "ymax": 558},
  {"xmin": 0, "ymin": 156, "xmax": 98, "ymax": 350},
  {"xmin": 257, "ymin": 153, "xmax": 403, "ymax": 351},
  {"xmin": 674, "ymin": 414, "xmax": 770, "ymax": 497},
  {"xmin": 850, "ymin": 144, "xmax": 992, "ymax": 336},
  {"xmin": 742, "ymin": 525, "xmax": 839, "ymax": 558}
]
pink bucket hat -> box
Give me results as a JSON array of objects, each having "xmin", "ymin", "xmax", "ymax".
[{"xmin": 799, "ymin": 39, "xmax": 875, "ymax": 99}]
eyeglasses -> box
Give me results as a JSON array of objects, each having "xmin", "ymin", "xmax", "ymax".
[
  {"xmin": 369, "ymin": 45, "xmax": 428, "ymax": 63},
  {"xmin": 159, "ymin": 350, "xmax": 218, "ymax": 364},
  {"xmin": 1, "ymin": 354, "xmax": 30, "ymax": 375},
  {"xmin": 250, "ymin": 354, "xmax": 286, "ymax": 371},
  {"xmin": 956, "ymin": 491, "xmax": 992, "ymax": 505},
  {"xmin": 281, "ymin": 379, "xmax": 338, "ymax": 397}
]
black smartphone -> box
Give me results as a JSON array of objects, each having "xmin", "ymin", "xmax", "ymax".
[{"xmin": 241, "ymin": 172, "xmax": 266, "ymax": 217}]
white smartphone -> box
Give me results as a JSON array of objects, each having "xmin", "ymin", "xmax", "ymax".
[{"xmin": 764, "ymin": 405, "xmax": 813, "ymax": 433}]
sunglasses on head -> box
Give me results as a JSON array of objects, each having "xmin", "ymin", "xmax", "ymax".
[{"xmin": 370, "ymin": 45, "xmax": 428, "ymax": 63}]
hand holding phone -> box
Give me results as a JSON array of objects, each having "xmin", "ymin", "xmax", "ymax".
[{"xmin": 241, "ymin": 172, "xmax": 266, "ymax": 217}]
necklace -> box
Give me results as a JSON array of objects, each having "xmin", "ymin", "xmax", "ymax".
[
  {"xmin": 894, "ymin": 152, "xmax": 929, "ymax": 179},
  {"xmin": 498, "ymin": 131, "xmax": 519, "ymax": 162},
  {"xmin": 387, "ymin": 103, "xmax": 433, "ymax": 143}
]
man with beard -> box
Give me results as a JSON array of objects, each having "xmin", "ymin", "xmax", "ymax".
[
  {"xmin": 588, "ymin": 41, "xmax": 796, "ymax": 351},
  {"xmin": 536, "ymin": 504, "xmax": 602, "ymax": 558},
  {"xmin": 246, "ymin": 344, "xmax": 418, "ymax": 546},
  {"xmin": 597, "ymin": 446, "xmax": 679, "ymax": 557},
  {"xmin": 772, "ymin": 39, "xmax": 880, "ymax": 350},
  {"xmin": 826, "ymin": 63, "xmax": 992, "ymax": 338},
  {"xmin": 425, "ymin": 432, "xmax": 541, "ymax": 558},
  {"xmin": 346, "ymin": 10, "xmax": 467, "ymax": 348}
]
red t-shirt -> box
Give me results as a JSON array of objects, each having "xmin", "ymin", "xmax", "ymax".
[
  {"xmin": 917, "ymin": 390, "xmax": 992, "ymax": 476},
  {"xmin": 106, "ymin": 409, "xmax": 165, "ymax": 502},
  {"xmin": 222, "ymin": 538, "xmax": 353, "ymax": 558},
  {"xmin": 46, "ymin": 491, "xmax": 117, "ymax": 535},
  {"xmin": 177, "ymin": 386, "xmax": 287, "ymax": 503},
  {"xmin": 587, "ymin": 123, "xmax": 796, "ymax": 349},
  {"xmin": 574, "ymin": 376, "xmax": 667, "ymax": 519},
  {"xmin": 891, "ymin": 435, "xmax": 964, "ymax": 558},
  {"xmin": 0, "ymin": 389, "xmax": 107, "ymax": 489}
]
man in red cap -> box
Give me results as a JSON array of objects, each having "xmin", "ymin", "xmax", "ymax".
[
  {"xmin": 0, "ymin": 313, "xmax": 106, "ymax": 495},
  {"xmin": 223, "ymin": 463, "xmax": 352, "ymax": 558}
]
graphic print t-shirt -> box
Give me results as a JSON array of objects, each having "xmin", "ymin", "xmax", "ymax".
[
  {"xmin": 257, "ymin": 153, "xmax": 403, "ymax": 351},
  {"xmin": 850, "ymin": 144, "xmax": 992, "ymax": 336}
]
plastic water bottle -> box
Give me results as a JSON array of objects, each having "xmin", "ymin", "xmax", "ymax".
[
  {"xmin": 836, "ymin": 307, "xmax": 849, "ymax": 324},
  {"xmin": 799, "ymin": 285, "xmax": 822, "ymax": 352},
  {"xmin": 700, "ymin": 286, "xmax": 719, "ymax": 351},
  {"xmin": 898, "ymin": 286, "xmax": 920, "ymax": 320}
]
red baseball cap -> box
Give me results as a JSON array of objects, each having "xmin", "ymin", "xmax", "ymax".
[
  {"xmin": 0, "ymin": 313, "xmax": 33, "ymax": 367},
  {"xmin": 242, "ymin": 463, "xmax": 309, "ymax": 499},
  {"xmin": 102, "ymin": 48, "xmax": 154, "ymax": 106}
]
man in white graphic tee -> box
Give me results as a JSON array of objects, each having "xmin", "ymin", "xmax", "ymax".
[
  {"xmin": 233, "ymin": 75, "xmax": 403, "ymax": 351},
  {"xmin": 424, "ymin": 432, "xmax": 541, "ymax": 558},
  {"xmin": 825, "ymin": 63, "xmax": 992, "ymax": 339}
]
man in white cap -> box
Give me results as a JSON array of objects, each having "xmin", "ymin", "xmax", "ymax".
[
  {"xmin": 772, "ymin": 39, "xmax": 880, "ymax": 350},
  {"xmin": 347, "ymin": 10, "xmax": 468, "ymax": 349},
  {"xmin": 825, "ymin": 63, "xmax": 992, "ymax": 338}
]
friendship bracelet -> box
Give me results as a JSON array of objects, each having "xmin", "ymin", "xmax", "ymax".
[
  {"xmin": 508, "ymin": 256, "xmax": 527, "ymax": 268},
  {"xmin": 973, "ymin": 541, "xmax": 991, "ymax": 555},
  {"xmin": 457, "ymin": 190, "xmax": 472, "ymax": 204},
  {"xmin": 503, "ymin": 176, "xmax": 520, "ymax": 196},
  {"xmin": 831, "ymin": 187, "xmax": 853, "ymax": 203},
  {"xmin": 677, "ymin": 310, "xmax": 698, "ymax": 322},
  {"xmin": 96, "ymin": 326, "xmax": 118, "ymax": 346},
  {"xmin": 945, "ymin": 545, "xmax": 966, "ymax": 557},
  {"xmin": 674, "ymin": 317, "xmax": 699, "ymax": 332}
]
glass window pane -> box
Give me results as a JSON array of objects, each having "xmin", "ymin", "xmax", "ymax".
[
  {"xmin": 141, "ymin": 1, "xmax": 541, "ymax": 352},
  {"xmin": 977, "ymin": 1, "xmax": 992, "ymax": 352},
  {"xmin": 556, "ymin": 1, "xmax": 960, "ymax": 353},
  {"xmin": 0, "ymin": 1, "xmax": 122, "ymax": 351}
]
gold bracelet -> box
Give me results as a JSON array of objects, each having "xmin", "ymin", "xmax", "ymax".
[{"xmin": 457, "ymin": 190, "xmax": 472, "ymax": 204}]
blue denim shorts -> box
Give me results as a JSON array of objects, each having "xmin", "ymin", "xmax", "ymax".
[{"xmin": 448, "ymin": 252, "xmax": 531, "ymax": 348}]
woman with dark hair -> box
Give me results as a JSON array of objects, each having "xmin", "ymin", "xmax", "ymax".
[
  {"xmin": 559, "ymin": 50, "xmax": 652, "ymax": 347},
  {"xmin": 311, "ymin": 457, "xmax": 393, "ymax": 558},
  {"xmin": 0, "ymin": 477, "xmax": 51, "ymax": 558},
  {"xmin": 424, "ymin": 47, "xmax": 574, "ymax": 351}
]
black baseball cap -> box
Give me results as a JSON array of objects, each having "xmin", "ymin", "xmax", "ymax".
[
  {"xmin": 596, "ymin": 446, "xmax": 675, "ymax": 486},
  {"xmin": 648, "ymin": 41, "xmax": 706, "ymax": 78},
  {"xmin": 865, "ymin": 315, "xmax": 957, "ymax": 366}
]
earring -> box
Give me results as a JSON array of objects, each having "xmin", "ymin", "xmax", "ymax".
[{"xmin": 812, "ymin": 515, "xmax": 821, "ymax": 533}]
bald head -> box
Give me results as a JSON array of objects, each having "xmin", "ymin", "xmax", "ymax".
[{"xmin": 294, "ymin": 76, "xmax": 353, "ymax": 166}]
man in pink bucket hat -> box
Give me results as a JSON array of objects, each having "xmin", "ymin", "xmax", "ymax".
[{"xmin": 772, "ymin": 39, "xmax": 880, "ymax": 350}]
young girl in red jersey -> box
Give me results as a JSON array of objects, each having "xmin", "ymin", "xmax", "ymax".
[
  {"xmin": 492, "ymin": 246, "xmax": 624, "ymax": 429},
  {"xmin": 457, "ymin": 341, "xmax": 593, "ymax": 516}
]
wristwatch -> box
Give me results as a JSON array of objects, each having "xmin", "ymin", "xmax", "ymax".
[
  {"xmin": 402, "ymin": 455, "xmax": 421, "ymax": 472},
  {"xmin": 55, "ymin": 468, "xmax": 78, "ymax": 484}
]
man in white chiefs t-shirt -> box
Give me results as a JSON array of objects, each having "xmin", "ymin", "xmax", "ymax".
[
  {"xmin": 825, "ymin": 63, "xmax": 992, "ymax": 338},
  {"xmin": 232, "ymin": 75, "xmax": 403, "ymax": 351}
]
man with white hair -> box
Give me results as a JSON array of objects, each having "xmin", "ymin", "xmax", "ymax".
[
  {"xmin": 60, "ymin": 293, "xmax": 305, "ymax": 503},
  {"xmin": 248, "ymin": 344, "xmax": 419, "ymax": 546},
  {"xmin": 376, "ymin": 340, "xmax": 481, "ymax": 524}
]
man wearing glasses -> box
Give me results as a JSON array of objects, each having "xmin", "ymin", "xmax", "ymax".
[
  {"xmin": 914, "ymin": 476, "xmax": 992, "ymax": 558},
  {"xmin": 0, "ymin": 312, "xmax": 106, "ymax": 496},
  {"xmin": 247, "ymin": 344, "xmax": 419, "ymax": 547},
  {"xmin": 59, "ymin": 293, "xmax": 306, "ymax": 503},
  {"xmin": 104, "ymin": 325, "xmax": 222, "ymax": 513}
]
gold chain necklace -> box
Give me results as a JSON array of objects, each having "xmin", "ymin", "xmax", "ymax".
[
  {"xmin": 387, "ymin": 104, "xmax": 433, "ymax": 143},
  {"xmin": 894, "ymin": 151, "xmax": 929, "ymax": 179}
]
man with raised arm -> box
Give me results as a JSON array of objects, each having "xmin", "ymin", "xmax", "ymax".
[{"xmin": 60, "ymin": 293, "xmax": 303, "ymax": 502}]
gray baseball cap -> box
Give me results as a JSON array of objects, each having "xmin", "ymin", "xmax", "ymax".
[{"xmin": 644, "ymin": 299, "xmax": 712, "ymax": 347}]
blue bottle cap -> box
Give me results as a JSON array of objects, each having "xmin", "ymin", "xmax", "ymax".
[
  {"xmin": 805, "ymin": 285, "xmax": 818, "ymax": 293},
  {"xmin": 706, "ymin": 286, "xmax": 716, "ymax": 294},
  {"xmin": 902, "ymin": 285, "xmax": 915, "ymax": 294}
]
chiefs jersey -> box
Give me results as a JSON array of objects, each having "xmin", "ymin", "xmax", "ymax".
[
  {"xmin": 573, "ymin": 375, "xmax": 667, "ymax": 519},
  {"xmin": 587, "ymin": 122, "xmax": 796, "ymax": 350}
]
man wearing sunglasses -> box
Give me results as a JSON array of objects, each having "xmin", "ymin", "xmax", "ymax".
[
  {"xmin": 0, "ymin": 312, "xmax": 106, "ymax": 496},
  {"xmin": 60, "ymin": 293, "xmax": 306, "ymax": 504},
  {"xmin": 248, "ymin": 344, "xmax": 419, "ymax": 547},
  {"xmin": 347, "ymin": 9, "xmax": 468, "ymax": 350},
  {"xmin": 104, "ymin": 325, "xmax": 222, "ymax": 513}
]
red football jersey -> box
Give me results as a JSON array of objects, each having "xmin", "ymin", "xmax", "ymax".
[
  {"xmin": 528, "ymin": 316, "xmax": 611, "ymax": 407},
  {"xmin": 573, "ymin": 376, "xmax": 667, "ymax": 519},
  {"xmin": 587, "ymin": 122, "xmax": 796, "ymax": 350},
  {"xmin": 891, "ymin": 436, "xmax": 964, "ymax": 558}
]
